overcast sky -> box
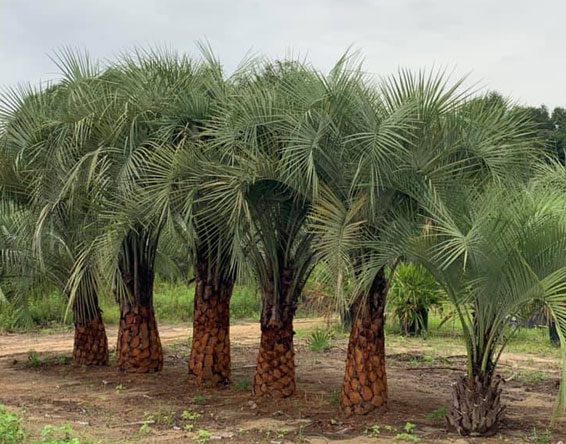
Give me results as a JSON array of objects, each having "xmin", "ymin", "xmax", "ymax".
[{"xmin": 1, "ymin": 0, "xmax": 564, "ymax": 108}]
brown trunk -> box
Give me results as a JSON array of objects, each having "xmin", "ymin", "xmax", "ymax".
[
  {"xmin": 116, "ymin": 303, "xmax": 163, "ymax": 373},
  {"xmin": 189, "ymin": 265, "xmax": 234, "ymax": 386},
  {"xmin": 253, "ymin": 318, "xmax": 296, "ymax": 398},
  {"xmin": 447, "ymin": 375, "xmax": 505, "ymax": 436},
  {"xmin": 72, "ymin": 311, "xmax": 109, "ymax": 366},
  {"xmin": 341, "ymin": 270, "xmax": 388, "ymax": 415}
]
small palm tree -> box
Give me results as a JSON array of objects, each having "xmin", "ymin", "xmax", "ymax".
[{"xmin": 414, "ymin": 184, "xmax": 566, "ymax": 435}]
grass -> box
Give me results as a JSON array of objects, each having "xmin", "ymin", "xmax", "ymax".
[
  {"xmin": 0, "ymin": 282, "xmax": 264, "ymax": 333},
  {"xmin": 0, "ymin": 404, "xmax": 25, "ymax": 444}
]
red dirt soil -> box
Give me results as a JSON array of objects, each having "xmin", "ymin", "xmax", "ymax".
[{"xmin": 0, "ymin": 319, "xmax": 564, "ymax": 443}]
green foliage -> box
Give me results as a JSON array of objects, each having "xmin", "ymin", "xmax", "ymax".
[
  {"xmin": 426, "ymin": 407, "xmax": 447, "ymax": 423},
  {"xmin": 528, "ymin": 427, "xmax": 552, "ymax": 444},
  {"xmin": 192, "ymin": 396, "xmax": 207, "ymax": 405},
  {"xmin": 365, "ymin": 424, "xmax": 380, "ymax": 437},
  {"xmin": 233, "ymin": 379, "xmax": 251, "ymax": 392},
  {"xmin": 307, "ymin": 328, "xmax": 335, "ymax": 352},
  {"xmin": 0, "ymin": 405, "xmax": 25, "ymax": 444},
  {"xmin": 195, "ymin": 429, "xmax": 212, "ymax": 443},
  {"xmin": 389, "ymin": 264, "xmax": 443, "ymax": 336},
  {"xmin": 181, "ymin": 410, "xmax": 201, "ymax": 421},
  {"xmin": 26, "ymin": 351, "xmax": 43, "ymax": 368},
  {"xmin": 0, "ymin": 283, "xmax": 264, "ymax": 332},
  {"xmin": 394, "ymin": 423, "xmax": 420, "ymax": 442},
  {"xmin": 329, "ymin": 389, "xmax": 340, "ymax": 406},
  {"xmin": 39, "ymin": 424, "xmax": 82, "ymax": 443}
]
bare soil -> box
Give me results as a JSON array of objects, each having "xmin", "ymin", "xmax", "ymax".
[{"xmin": 0, "ymin": 319, "xmax": 564, "ymax": 443}]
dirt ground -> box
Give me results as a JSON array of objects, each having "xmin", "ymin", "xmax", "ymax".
[{"xmin": 0, "ymin": 319, "xmax": 564, "ymax": 443}]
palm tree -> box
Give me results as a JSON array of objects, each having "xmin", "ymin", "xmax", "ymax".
[
  {"xmin": 87, "ymin": 50, "xmax": 213, "ymax": 373},
  {"xmin": 0, "ymin": 58, "xmax": 110, "ymax": 366},
  {"xmin": 194, "ymin": 60, "xmax": 335, "ymax": 397},
  {"xmin": 412, "ymin": 184, "xmax": 566, "ymax": 435},
  {"xmin": 107, "ymin": 47, "xmax": 242, "ymax": 380},
  {"xmin": 309, "ymin": 72, "xmax": 542, "ymax": 415}
]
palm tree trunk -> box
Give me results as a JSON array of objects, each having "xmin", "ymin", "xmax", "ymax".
[
  {"xmin": 189, "ymin": 262, "xmax": 234, "ymax": 385},
  {"xmin": 341, "ymin": 269, "xmax": 388, "ymax": 415},
  {"xmin": 253, "ymin": 315, "xmax": 295, "ymax": 398},
  {"xmin": 253, "ymin": 275, "xmax": 297, "ymax": 398},
  {"xmin": 116, "ymin": 254, "xmax": 163, "ymax": 373},
  {"xmin": 447, "ymin": 374, "xmax": 505, "ymax": 436},
  {"xmin": 73, "ymin": 303, "xmax": 109, "ymax": 366}
]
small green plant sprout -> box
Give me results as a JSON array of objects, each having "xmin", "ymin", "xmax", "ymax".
[
  {"xmin": 57, "ymin": 355, "xmax": 71, "ymax": 366},
  {"xmin": 27, "ymin": 351, "xmax": 42, "ymax": 368},
  {"xmin": 181, "ymin": 409, "xmax": 201, "ymax": 421},
  {"xmin": 307, "ymin": 328, "xmax": 334, "ymax": 352},
  {"xmin": 395, "ymin": 422, "xmax": 420, "ymax": 443},
  {"xmin": 365, "ymin": 424, "xmax": 381, "ymax": 437},
  {"xmin": 233, "ymin": 379, "xmax": 251, "ymax": 391},
  {"xmin": 329, "ymin": 389, "xmax": 340, "ymax": 406},
  {"xmin": 193, "ymin": 395, "xmax": 207, "ymax": 405},
  {"xmin": 40, "ymin": 424, "xmax": 81, "ymax": 443},
  {"xmin": 528, "ymin": 427, "xmax": 552, "ymax": 444},
  {"xmin": 0, "ymin": 404, "xmax": 25, "ymax": 444},
  {"xmin": 138, "ymin": 421, "xmax": 151, "ymax": 436},
  {"xmin": 426, "ymin": 406, "xmax": 447, "ymax": 423},
  {"xmin": 115, "ymin": 384, "xmax": 125, "ymax": 393},
  {"xmin": 195, "ymin": 428, "xmax": 212, "ymax": 443}
]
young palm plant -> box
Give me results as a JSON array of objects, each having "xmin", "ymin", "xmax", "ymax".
[{"xmin": 413, "ymin": 184, "xmax": 566, "ymax": 436}]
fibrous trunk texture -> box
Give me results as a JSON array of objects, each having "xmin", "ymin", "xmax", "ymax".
[
  {"xmin": 447, "ymin": 375, "xmax": 505, "ymax": 436},
  {"xmin": 189, "ymin": 264, "xmax": 234, "ymax": 386},
  {"xmin": 73, "ymin": 311, "xmax": 109, "ymax": 366},
  {"xmin": 116, "ymin": 303, "xmax": 163, "ymax": 372},
  {"xmin": 116, "ymin": 249, "xmax": 163, "ymax": 373},
  {"xmin": 341, "ymin": 270, "xmax": 388, "ymax": 415},
  {"xmin": 253, "ymin": 318, "xmax": 295, "ymax": 398}
]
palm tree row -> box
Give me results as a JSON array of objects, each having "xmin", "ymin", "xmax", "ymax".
[{"xmin": 1, "ymin": 48, "xmax": 565, "ymax": 436}]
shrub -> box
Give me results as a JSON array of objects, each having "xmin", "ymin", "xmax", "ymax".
[{"xmin": 388, "ymin": 264, "xmax": 443, "ymax": 336}]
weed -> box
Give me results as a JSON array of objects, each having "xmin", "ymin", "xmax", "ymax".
[
  {"xmin": 307, "ymin": 328, "xmax": 334, "ymax": 352},
  {"xmin": 517, "ymin": 371, "xmax": 548, "ymax": 385},
  {"xmin": 193, "ymin": 395, "xmax": 207, "ymax": 405},
  {"xmin": 27, "ymin": 351, "xmax": 43, "ymax": 368},
  {"xmin": 233, "ymin": 379, "xmax": 251, "ymax": 391},
  {"xmin": 114, "ymin": 384, "xmax": 125, "ymax": 393},
  {"xmin": 181, "ymin": 410, "xmax": 201, "ymax": 421},
  {"xmin": 329, "ymin": 389, "xmax": 340, "ymax": 406},
  {"xmin": 395, "ymin": 423, "xmax": 420, "ymax": 442},
  {"xmin": 195, "ymin": 429, "xmax": 212, "ymax": 443},
  {"xmin": 0, "ymin": 404, "xmax": 25, "ymax": 444},
  {"xmin": 528, "ymin": 427, "xmax": 552, "ymax": 444},
  {"xmin": 365, "ymin": 424, "xmax": 381, "ymax": 437},
  {"xmin": 57, "ymin": 355, "xmax": 71, "ymax": 366},
  {"xmin": 40, "ymin": 424, "xmax": 81, "ymax": 443},
  {"xmin": 138, "ymin": 421, "xmax": 151, "ymax": 436},
  {"xmin": 426, "ymin": 407, "xmax": 447, "ymax": 423}
]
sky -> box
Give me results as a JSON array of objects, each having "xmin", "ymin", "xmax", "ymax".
[{"xmin": 1, "ymin": 0, "xmax": 564, "ymax": 109}]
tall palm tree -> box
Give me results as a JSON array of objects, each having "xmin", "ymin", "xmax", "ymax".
[{"xmin": 412, "ymin": 184, "xmax": 566, "ymax": 435}]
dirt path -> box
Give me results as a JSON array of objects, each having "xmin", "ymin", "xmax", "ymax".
[{"xmin": 0, "ymin": 319, "xmax": 321, "ymax": 358}]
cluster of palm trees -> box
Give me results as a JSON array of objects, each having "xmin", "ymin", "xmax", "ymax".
[{"xmin": 1, "ymin": 47, "xmax": 565, "ymax": 436}]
